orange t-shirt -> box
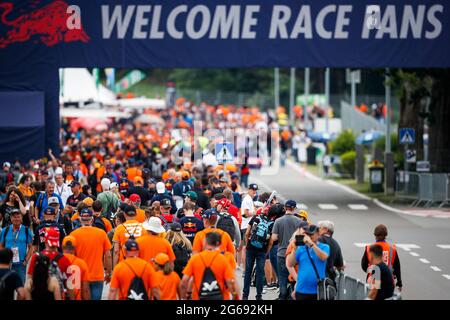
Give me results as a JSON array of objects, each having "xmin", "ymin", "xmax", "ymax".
[
  {"xmin": 70, "ymin": 226, "xmax": 112, "ymax": 282},
  {"xmin": 136, "ymin": 234, "xmax": 176, "ymax": 264},
  {"xmin": 136, "ymin": 208, "xmax": 146, "ymax": 223},
  {"xmin": 113, "ymin": 220, "xmax": 145, "ymax": 261},
  {"xmin": 155, "ymin": 270, "xmax": 180, "ymax": 300},
  {"xmin": 192, "ymin": 228, "xmax": 235, "ymax": 255},
  {"xmin": 64, "ymin": 253, "xmax": 89, "ymax": 300},
  {"xmin": 182, "ymin": 251, "xmax": 234, "ymax": 300},
  {"xmin": 126, "ymin": 167, "xmax": 142, "ymax": 181},
  {"xmin": 110, "ymin": 257, "xmax": 158, "ymax": 300}
]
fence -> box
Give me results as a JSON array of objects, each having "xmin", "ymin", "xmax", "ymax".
[
  {"xmin": 340, "ymin": 100, "xmax": 386, "ymax": 135},
  {"xmin": 395, "ymin": 171, "xmax": 450, "ymax": 207},
  {"xmin": 335, "ymin": 272, "xmax": 402, "ymax": 300}
]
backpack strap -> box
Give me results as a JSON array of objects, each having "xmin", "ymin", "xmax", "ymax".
[
  {"xmin": 0, "ymin": 270, "xmax": 14, "ymax": 285},
  {"xmin": 306, "ymin": 247, "xmax": 321, "ymax": 282},
  {"xmin": 2, "ymin": 225, "xmax": 10, "ymax": 247}
]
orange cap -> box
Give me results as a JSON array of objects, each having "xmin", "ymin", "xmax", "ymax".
[
  {"xmin": 83, "ymin": 197, "xmax": 94, "ymax": 206},
  {"xmin": 62, "ymin": 236, "xmax": 77, "ymax": 248},
  {"xmin": 154, "ymin": 253, "xmax": 170, "ymax": 266},
  {"xmin": 134, "ymin": 176, "xmax": 144, "ymax": 184}
]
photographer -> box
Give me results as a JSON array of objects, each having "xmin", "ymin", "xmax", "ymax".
[{"xmin": 287, "ymin": 224, "xmax": 329, "ymax": 301}]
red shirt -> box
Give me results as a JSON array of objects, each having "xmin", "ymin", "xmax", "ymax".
[{"xmin": 27, "ymin": 249, "xmax": 72, "ymax": 276}]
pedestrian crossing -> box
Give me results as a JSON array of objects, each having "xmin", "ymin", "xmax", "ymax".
[{"xmin": 315, "ymin": 203, "xmax": 370, "ymax": 211}]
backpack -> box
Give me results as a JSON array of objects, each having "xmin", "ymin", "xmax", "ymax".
[
  {"xmin": 124, "ymin": 261, "xmax": 149, "ymax": 300},
  {"xmin": 250, "ymin": 217, "xmax": 273, "ymax": 249},
  {"xmin": 197, "ymin": 253, "xmax": 223, "ymax": 300},
  {"xmin": 181, "ymin": 181, "xmax": 192, "ymax": 196},
  {"xmin": 93, "ymin": 217, "xmax": 107, "ymax": 233},
  {"xmin": 216, "ymin": 213, "xmax": 235, "ymax": 242},
  {"xmin": 45, "ymin": 253, "xmax": 67, "ymax": 300},
  {"xmin": 172, "ymin": 243, "xmax": 190, "ymax": 278},
  {"xmin": 0, "ymin": 270, "xmax": 14, "ymax": 300},
  {"xmin": 1, "ymin": 225, "xmax": 30, "ymax": 247}
]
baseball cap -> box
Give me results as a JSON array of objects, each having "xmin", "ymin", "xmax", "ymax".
[
  {"xmin": 202, "ymin": 208, "xmax": 218, "ymax": 219},
  {"xmin": 285, "ymin": 200, "xmax": 297, "ymax": 208},
  {"xmin": 129, "ymin": 194, "xmax": 141, "ymax": 203},
  {"xmin": 231, "ymin": 174, "xmax": 239, "ymax": 180},
  {"xmin": 79, "ymin": 208, "xmax": 93, "ymax": 220},
  {"xmin": 62, "ymin": 236, "xmax": 77, "ymax": 248},
  {"xmin": 161, "ymin": 198, "xmax": 171, "ymax": 208},
  {"xmin": 154, "ymin": 253, "xmax": 170, "ymax": 266},
  {"xmin": 248, "ymin": 183, "xmax": 259, "ymax": 190},
  {"xmin": 124, "ymin": 205, "xmax": 136, "ymax": 216},
  {"xmin": 142, "ymin": 217, "xmax": 166, "ymax": 233},
  {"xmin": 304, "ymin": 224, "xmax": 319, "ymax": 235},
  {"xmin": 185, "ymin": 191, "xmax": 197, "ymax": 201},
  {"xmin": 3, "ymin": 162, "xmax": 11, "ymax": 168},
  {"xmin": 217, "ymin": 198, "xmax": 231, "ymax": 209},
  {"xmin": 44, "ymin": 206, "xmax": 56, "ymax": 216},
  {"xmin": 134, "ymin": 176, "xmax": 144, "ymax": 184},
  {"xmin": 45, "ymin": 228, "xmax": 60, "ymax": 248},
  {"xmin": 298, "ymin": 210, "xmax": 309, "ymax": 220},
  {"xmin": 48, "ymin": 197, "xmax": 59, "ymax": 206},
  {"xmin": 110, "ymin": 182, "xmax": 119, "ymax": 189},
  {"xmin": 82, "ymin": 197, "xmax": 94, "ymax": 207},
  {"xmin": 182, "ymin": 171, "xmax": 190, "ymax": 179},
  {"xmin": 299, "ymin": 221, "xmax": 309, "ymax": 231},
  {"xmin": 170, "ymin": 222, "xmax": 182, "ymax": 232},
  {"xmin": 54, "ymin": 167, "xmax": 63, "ymax": 176},
  {"xmin": 69, "ymin": 180, "xmax": 81, "ymax": 188},
  {"xmin": 124, "ymin": 239, "xmax": 139, "ymax": 252},
  {"xmin": 156, "ymin": 182, "xmax": 165, "ymax": 194}
]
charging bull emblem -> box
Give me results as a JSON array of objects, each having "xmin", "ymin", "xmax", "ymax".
[{"xmin": 0, "ymin": 0, "xmax": 89, "ymax": 48}]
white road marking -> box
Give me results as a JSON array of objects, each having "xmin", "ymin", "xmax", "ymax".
[
  {"xmin": 437, "ymin": 244, "xmax": 450, "ymax": 249},
  {"xmin": 395, "ymin": 244, "xmax": 420, "ymax": 252},
  {"xmin": 297, "ymin": 203, "xmax": 308, "ymax": 210},
  {"xmin": 318, "ymin": 203, "xmax": 338, "ymax": 210},
  {"xmin": 443, "ymin": 275, "xmax": 450, "ymax": 280},
  {"xmin": 354, "ymin": 243, "xmax": 370, "ymax": 248},
  {"xmin": 409, "ymin": 252, "xmax": 420, "ymax": 257},
  {"xmin": 419, "ymin": 258, "xmax": 430, "ymax": 264},
  {"xmin": 348, "ymin": 204, "xmax": 369, "ymax": 210},
  {"xmin": 430, "ymin": 266, "xmax": 442, "ymax": 272}
]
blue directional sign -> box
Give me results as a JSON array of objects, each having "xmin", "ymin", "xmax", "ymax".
[
  {"xmin": 215, "ymin": 143, "xmax": 234, "ymax": 164},
  {"xmin": 399, "ymin": 128, "xmax": 415, "ymax": 145}
]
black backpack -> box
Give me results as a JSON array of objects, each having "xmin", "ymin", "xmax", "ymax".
[
  {"xmin": 93, "ymin": 217, "xmax": 107, "ymax": 233},
  {"xmin": 124, "ymin": 261, "xmax": 149, "ymax": 300},
  {"xmin": 0, "ymin": 270, "xmax": 14, "ymax": 300},
  {"xmin": 172, "ymin": 243, "xmax": 190, "ymax": 278},
  {"xmin": 216, "ymin": 213, "xmax": 235, "ymax": 242},
  {"xmin": 197, "ymin": 253, "xmax": 223, "ymax": 300}
]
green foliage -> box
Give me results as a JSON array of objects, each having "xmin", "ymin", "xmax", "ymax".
[
  {"xmin": 340, "ymin": 151, "xmax": 357, "ymax": 177},
  {"xmin": 331, "ymin": 130, "xmax": 356, "ymax": 155},
  {"xmin": 374, "ymin": 133, "xmax": 404, "ymax": 167}
]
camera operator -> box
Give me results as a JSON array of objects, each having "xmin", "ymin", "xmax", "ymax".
[{"xmin": 287, "ymin": 224, "xmax": 329, "ymax": 301}]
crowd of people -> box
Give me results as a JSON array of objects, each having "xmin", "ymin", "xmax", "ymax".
[{"xmin": 0, "ymin": 99, "xmax": 402, "ymax": 301}]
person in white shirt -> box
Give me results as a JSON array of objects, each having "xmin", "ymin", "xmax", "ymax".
[
  {"xmin": 53, "ymin": 168, "xmax": 71, "ymax": 206},
  {"xmin": 238, "ymin": 183, "xmax": 258, "ymax": 271}
]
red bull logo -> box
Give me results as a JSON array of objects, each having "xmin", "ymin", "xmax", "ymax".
[{"xmin": 0, "ymin": 0, "xmax": 89, "ymax": 48}]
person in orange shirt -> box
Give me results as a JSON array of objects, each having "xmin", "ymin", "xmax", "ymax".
[
  {"xmin": 137, "ymin": 217, "xmax": 176, "ymax": 264},
  {"xmin": 92, "ymin": 200, "xmax": 113, "ymax": 233},
  {"xmin": 108, "ymin": 239, "xmax": 160, "ymax": 300},
  {"xmin": 112, "ymin": 205, "xmax": 145, "ymax": 267},
  {"xmin": 181, "ymin": 232, "xmax": 238, "ymax": 300},
  {"xmin": 62, "ymin": 236, "xmax": 90, "ymax": 300},
  {"xmin": 69, "ymin": 208, "xmax": 112, "ymax": 300},
  {"xmin": 128, "ymin": 194, "xmax": 146, "ymax": 223},
  {"xmin": 126, "ymin": 160, "xmax": 142, "ymax": 181},
  {"xmin": 153, "ymin": 253, "xmax": 181, "ymax": 300},
  {"xmin": 192, "ymin": 209, "xmax": 235, "ymax": 255}
]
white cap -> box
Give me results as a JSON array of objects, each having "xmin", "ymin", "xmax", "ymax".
[
  {"xmin": 142, "ymin": 217, "xmax": 166, "ymax": 234},
  {"xmin": 55, "ymin": 167, "xmax": 63, "ymax": 175},
  {"xmin": 110, "ymin": 182, "xmax": 119, "ymax": 189},
  {"xmin": 3, "ymin": 162, "xmax": 11, "ymax": 168},
  {"xmin": 156, "ymin": 182, "xmax": 165, "ymax": 194},
  {"xmin": 101, "ymin": 178, "xmax": 111, "ymax": 191}
]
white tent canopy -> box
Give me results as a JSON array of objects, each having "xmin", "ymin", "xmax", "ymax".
[
  {"xmin": 115, "ymin": 97, "xmax": 166, "ymax": 109},
  {"xmin": 60, "ymin": 108, "xmax": 131, "ymax": 119},
  {"xmin": 59, "ymin": 68, "xmax": 116, "ymax": 105}
]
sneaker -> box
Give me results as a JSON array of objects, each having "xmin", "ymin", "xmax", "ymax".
[
  {"xmin": 262, "ymin": 289, "xmax": 267, "ymax": 294},
  {"xmin": 267, "ymin": 283, "xmax": 278, "ymax": 290}
]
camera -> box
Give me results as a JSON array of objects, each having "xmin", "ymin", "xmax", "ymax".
[{"xmin": 295, "ymin": 234, "xmax": 305, "ymax": 246}]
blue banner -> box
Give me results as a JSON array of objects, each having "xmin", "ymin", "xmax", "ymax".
[{"xmin": 0, "ymin": 0, "xmax": 449, "ymax": 68}]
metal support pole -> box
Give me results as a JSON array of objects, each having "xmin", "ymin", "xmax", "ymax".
[
  {"xmin": 385, "ymin": 68, "xmax": 392, "ymax": 153},
  {"xmin": 274, "ymin": 68, "xmax": 280, "ymax": 110},
  {"xmin": 351, "ymin": 70, "xmax": 356, "ymax": 108},
  {"xmin": 304, "ymin": 68, "xmax": 310, "ymax": 128},
  {"xmin": 289, "ymin": 67, "xmax": 296, "ymax": 126},
  {"xmin": 385, "ymin": 68, "xmax": 394, "ymax": 194},
  {"xmin": 325, "ymin": 67, "xmax": 330, "ymax": 132}
]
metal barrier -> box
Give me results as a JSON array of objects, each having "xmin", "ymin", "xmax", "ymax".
[
  {"xmin": 340, "ymin": 100, "xmax": 385, "ymax": 135},
  {"xmin": 395, "ymin": 171, "xmax": 450, "ymax": 207},
  {"xmin": 335, "ymin": 273, "xmax": 401, "ymax": 300}
]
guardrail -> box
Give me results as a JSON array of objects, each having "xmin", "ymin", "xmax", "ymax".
[
  {"xmin": 335, "ymin": 273, "xmax": 402, "ymax": 300},
  {"xmin": 395, "ymin": 171, "xmax": 450, "ymax": 207}
]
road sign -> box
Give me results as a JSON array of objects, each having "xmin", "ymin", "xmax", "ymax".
[
  {"xmin": 416, "ymin": 161, "xmax": 430, "ymax": 172},
  {"xmin": 406, "ymin": 149, "xmax": 417, "ymax": 163},
  {"xmin": 115, "ymin": 70, "xmax": 146, "ymax": 92},
  {"xmin": 215, "ymin": 143, "xmax": 234, "ymax": 164},
  {"xmin": 346, "ymin": 69, "xmax": 361, "ymax": 84},
  {"xmin": 399, "ymin": 128, "xmax": 415, "ymax": 145}
]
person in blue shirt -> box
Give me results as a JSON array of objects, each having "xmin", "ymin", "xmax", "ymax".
[
  {"xmin": 0, "ymin": 209, "xmax": 33, "ymax": 283},
  {"xmin": 34, "ymin": 180, "xmax": 64, "ymax": 222},
  {"xmin": 287, "ymin": 224, "xmax": 329, "ymax": 300}
]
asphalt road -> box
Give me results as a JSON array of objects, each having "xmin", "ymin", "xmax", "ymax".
[{"xmin": 250, "ymin": 159, "xmax": 450, "ymax": 300}]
